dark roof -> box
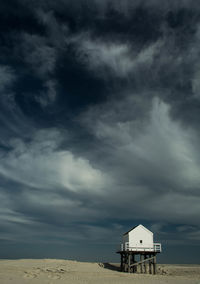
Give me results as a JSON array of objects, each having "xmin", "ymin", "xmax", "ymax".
[{"xmin": 123, "ymin": 225, "xmax": 137, "ymax": 235}]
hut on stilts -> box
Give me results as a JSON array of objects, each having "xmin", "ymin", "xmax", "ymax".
[{"xmin": 117, "ymin": 224, "xmax": 161, "ymax": 274}]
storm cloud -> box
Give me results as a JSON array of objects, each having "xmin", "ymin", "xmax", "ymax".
[{"xmin": 0, "ymin": 0, "xmax": 200, "ymax": 262}]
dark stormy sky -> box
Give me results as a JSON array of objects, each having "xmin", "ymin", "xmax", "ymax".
[{"xmin": 0, "ymin": 0, "xmax": 200, "ymax": 263}]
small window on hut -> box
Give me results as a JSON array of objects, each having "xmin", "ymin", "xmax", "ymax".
[{"xmin": 140, "ymin": 240, "xmax": 143, "ymax": 244}]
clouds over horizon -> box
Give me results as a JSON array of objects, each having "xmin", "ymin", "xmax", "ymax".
[
  {"xmin": 0, "ymin": 0, "xmax": 200, "ymax": 261},
  {"xmin": 1, "ymin": 97, "xmax": 200, "ymax": 248}
]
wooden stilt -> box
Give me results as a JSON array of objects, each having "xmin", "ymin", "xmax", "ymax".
[
  {"xmin": 133, "ymin": 254, "xmax": 136, "ymax": 273},
  {"xmin": 144, "ymin": 255, "xmax": 147, "ymax": 273},
  {"xmin": 153, "ymin": 255, "xmax": 156, "ymax": 274},
  {"xmin": 125, "ymin": 254, "xmax": 128, "ymax": 272},
  {"xmin": 149, "ymin": 254, "xmax": 152, "ymax": 274},
  {"xmin": 128, "ymin": 254, "xmax": 131, "ymax": 273},
  {"xmin": 140, "ymin": 254, "xmax": 143, "ymax": 273},
  {"xmin": 117, "ymin": 250, "xmax": 159, "ymax": 275}
]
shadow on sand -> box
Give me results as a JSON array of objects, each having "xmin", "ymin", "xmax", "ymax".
[{"xmin": 100, "ymin": 263, "xmax": 121, "ymax": 272}]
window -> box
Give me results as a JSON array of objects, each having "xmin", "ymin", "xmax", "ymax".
[{"xmin": 140, "ymin": 240, "xmax": 143, "ymax": 244}]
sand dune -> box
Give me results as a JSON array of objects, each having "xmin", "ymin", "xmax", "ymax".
[{"xmin": 0, "ymin": 259, "xmax": 199, "ymax": 284}]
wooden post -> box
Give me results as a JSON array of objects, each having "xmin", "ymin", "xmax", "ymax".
[
  {"xmin": 132, "ymin": 254, "xmax": 135, "ymax": 273},
  {"xmin": 117, "ymin": 250, "xmax": 159, "ymax": 275},
  {"xmin": 140, "ymin": 254, "xmax": 143, "ymax": 273},
  {"xmin": 144, "ymin": 254, "xmax": 147, "ymax": 274},
  {"xmin": 149, "ymin": 254, "xmax": 152, "ymax": 274},
  {"xmin": 124, "ymin": 254, "xmax": 126, "ymax": 272},
  {"xmin": 153, "ymin": 255, "xmax": 156, "ymax": 274},
  {"xmin": 125, "ymin": 253, "xmax": 127, "ymax": 273},
  {"xmin": 135, "ymin": 255, "xmax": 137, "ymax": 273},
  {"xmin": 128, "ymin": 253, "xmax": 131, "ymax": 273},
  {"xmin": 123, "ymin": 254, "xmax": 125, "ymax": 272}
]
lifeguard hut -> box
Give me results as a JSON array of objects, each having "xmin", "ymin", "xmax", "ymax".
[{"xmin": 117, "ymin": 224, "xmax": 161, "ymax": 274}]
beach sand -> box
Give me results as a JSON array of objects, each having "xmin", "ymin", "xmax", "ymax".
[{"xmin": 0, "ymin": 259, "xmax": 199, "ymax": 284}]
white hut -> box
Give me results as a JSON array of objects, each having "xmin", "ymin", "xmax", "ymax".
[{"xmin": 121, "ymin": 224, "xmax": 161, "ymax": 252}]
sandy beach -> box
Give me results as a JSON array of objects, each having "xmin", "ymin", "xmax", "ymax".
[{"xmin": 0, "ymin": 259, "xmax": 199, "ymax": 284}]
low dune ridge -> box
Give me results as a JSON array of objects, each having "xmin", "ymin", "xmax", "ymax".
[{"xmin": 0, "ymin": 259, "xmax": 199, "ymax": 284}]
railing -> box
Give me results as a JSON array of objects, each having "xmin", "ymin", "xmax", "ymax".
[
  {"xmin": 119, "ymin": 242, "xmax": 161, "ymax": 252},
  {"xmin": 154, "ymin": 243, "xmax": 162, "ymax": 252}
]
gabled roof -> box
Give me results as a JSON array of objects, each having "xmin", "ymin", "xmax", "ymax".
[
  {"xmin": 123, "ymin": 226, "xmax": 137, "ymax": 235},
  {"xmin": 123, "ymin": 224, "xmax": 153, "ymax": 235}
]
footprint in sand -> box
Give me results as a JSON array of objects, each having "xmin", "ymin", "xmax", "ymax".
[
  {"xmin": 24, "ymin": 272, "xmax": 37, "ymax": 279},
  {"xmin": 58, "ymin": 268, "xmax": 65, "ymax": 273},
  {"xmin": 47, "ymin": 274, "xmax": 61, "ymax": 280},
  {"xmin": 34, "ymin": 268, "xmax": 43, "ymax": 273}
]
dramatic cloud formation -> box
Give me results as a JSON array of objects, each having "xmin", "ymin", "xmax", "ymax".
[{"xmin": 0, "ymin": 0, "xmax": 200, "ymax": 262}]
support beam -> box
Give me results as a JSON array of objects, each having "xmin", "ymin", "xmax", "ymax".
[
  {"xmin": 149, "ymin": 254, "xmax": 152, "ymax": 274},
  {"xmin": 153, "ymin": 255, "xmax": 157, "ymax": 275},
  {"xmin": 140, "ymin": 254, "xmax": 143, "ymax": 273},
  {"xmin": 118, "ymin": 251, "xmax": 159, "ymax": 275},
  {"xmin": 132, "ymin": 254, "xmax": 136, "ymax": 273},
  {"xmin": 144, "ymin": 255, "xmax": 147, "ymax": 274},
  {"xmin": 128, "ymin": 254, "xmax": 131, "ymax": 273},
  {"xmin": 130, "ymin": 256, "xmax": 156, "ymax": 267}
]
